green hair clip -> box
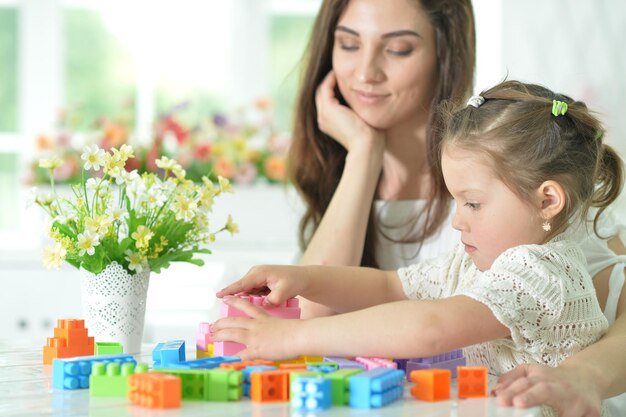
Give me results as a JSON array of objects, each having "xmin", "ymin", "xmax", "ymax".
[{"xmin": 552, "ymin": 100, "xmax": 568, "ymax": 117}]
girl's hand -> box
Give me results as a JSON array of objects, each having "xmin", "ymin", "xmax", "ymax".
[
  {"xmin": 215, "ymin": 265, "xmax": 308, "ymax": 307},
  {"xmin": 211, "ymin": 296, "xmax": 302, "ymax": 361},
  {"xmin": 315, "ymin": 71, "xmax": 385, "ymax": 153},
  {"xmin": 492, "ymin": 364, "xmax": 602, "ymax": 417}
]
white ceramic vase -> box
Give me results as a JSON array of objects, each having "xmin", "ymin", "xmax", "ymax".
[{"xmin": 79, "ymin": 261, "xmax": 150, "ymax": 354}]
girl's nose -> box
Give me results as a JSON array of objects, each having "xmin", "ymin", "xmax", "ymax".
[
  {"xmin": 451, "ymin": 210, "xmax": 465, "ymax": 231},
  {"xmin": 355, "ymin": 50, "xmax": 383, "ymax": 84}
]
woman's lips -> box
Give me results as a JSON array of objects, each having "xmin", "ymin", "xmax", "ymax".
[{"xmin": 353, "ymin": 90, "xmax": 390, "ymax": 104}]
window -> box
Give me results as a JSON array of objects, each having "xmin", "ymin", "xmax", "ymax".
[{"xmin": 0, "ymin": 7, "xmax": 17, "ymax": 133}]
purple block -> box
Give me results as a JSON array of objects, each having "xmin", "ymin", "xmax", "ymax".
[
  {"xmin": 405, "ymin": 350, "xmax": 466, "ymax": 378},
  {"xmin": 324, "ymin": 357, "xmax": 367, "ymax": 370}
]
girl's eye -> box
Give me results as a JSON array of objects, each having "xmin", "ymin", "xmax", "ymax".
[{"xmin": 464, "ymin": 202, "xmax": 480, "ymax": 210}]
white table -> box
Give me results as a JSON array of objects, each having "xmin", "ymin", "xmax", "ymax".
[{"xmin": 0, "ymin": 342, "xmax": 541, "ymax": 417}]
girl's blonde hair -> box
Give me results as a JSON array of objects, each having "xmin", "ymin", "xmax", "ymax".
[{"xmin": 440, "ymin": 80, "xmax": 624, "ymax": 238}]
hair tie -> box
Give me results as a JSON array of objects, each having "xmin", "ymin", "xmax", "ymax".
[
  {"xmin": 467, "ymin": 95, "xmax": 485, "ymax": 108},
  {"xmin": 551, "ymin": 100, "xmax": 568, "ymax": 117}
]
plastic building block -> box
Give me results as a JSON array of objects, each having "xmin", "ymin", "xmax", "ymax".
[
  {"xmin": 242, "ymin": 365, "xmax": 278, "ymax": 397},
  {"xmin": 152, "ymin": 340, "xmax": 186, "ymax": 368},
  {"xmin": 205, "ymin": 369, "xmax": 244, "ymax": 401},
  {"xmin": 220, "ymin": 359, "xmax": 274, "ymax": 371},
  {"xmin": 95, "ymin": 342, "xmax": 123, "ymax": 355},
  {"xmin": 250, "ymin": 370, "xmax": 290, "ymax": 402},
  {"xmin": 52, "ymin": 354, "xmax": 136, "ymax": 390},
  {"xmin": 324, "ymin": 368, "xmax": 363, "ymax": 405},
  {"xmin": 405, "ymin": 350, "xmax": 466, "ymax": 378},
  {"xmin": 409, "ymin": 369, "xmax": 451, "ymax": 401},
  {"xmin": 214, "ymin": 294, "xmax": 301, "ymax": 356},
  {"xmin": 90, "ymin": 362, "xmax": 149, "ymax": 397},
  {"xmin": 291, "ymin": 377, "xmax": 332, "ymax": 411},
  {"xmin": 457, "ymin": 366, "xmax": 488, "ymax": 398},
  {"xmin": 393, "ymin": 358, "xmax": 409, "ymax": 372},
  {"xmin": 355, "ymin": 357, "xmax": 398, "ymax": 370},
  {"xmin": 349, "ymin": 368, "xmax": 404, "ymax": 409},
  {"xmin": 128, "ymin": 372, "xmax": 181, "ymax": 408},
  {"xmin": 302, "ymin": 356, "xmax": 324, "ymax": 363},
  {"xmin": 43, "ymin": 319, "xmax": 94, "ymax": 365},
  {"xmin": 289, "ymin": 371, "xmax": 324, "ymax": 398},
  {"xmin": 196, "ymin": 322, "xmax": 213, "ymax": 357},
  {"xmin": 279, "ymin": 363, "xmax": 308, "ymax": 371},
  {"xmin": 168, "ymin": 356, "xmax": 241, "ymax": 370},
  {"xmin": 325, "ymin": 357, "xmax": 367, "ymax": 370},
  {"xmin": 155, "ymin": 368, "xmax": 243, "ymax": 401}
]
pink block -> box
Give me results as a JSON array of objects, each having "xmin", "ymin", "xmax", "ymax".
[
  {"xmin": 214, "ymin": 341, "xmax": 246, "ymax": 356},
  {"xmin": 221, "ymin": 295, "xmax": 301, "ymax": 319},
  {"xmin": 196, "ymin": 322, "xmax": 213, "ymax": 351},
  {"xmin": 355, "ymin": 357, "xmax": 398, "ymax": 370}
]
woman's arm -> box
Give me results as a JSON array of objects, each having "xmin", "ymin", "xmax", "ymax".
[
  {"xmin": 212, "ymin": 295, "xmax": 509, "ymax": 360},
  {"xmin": 298, "ymin": 72, "xmax": 385, "ymax": 318}
]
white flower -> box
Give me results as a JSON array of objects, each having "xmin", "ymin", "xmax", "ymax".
[
  {"xmin": 43, "ymin": 242, "xmax": 67, "ymax": 269},
  {"xmin": 81, "ymin": 144, "xmax": 106, "ymax": 171},
  {"xmin": 146, "ymin": 187, "xmax": 167, "ymax": 210},
  {"xmin": 125, "ymin": 250, "xmax": 146, "ymax": 273},
  {"xmin": 76, "ymin": 230, "xmax": 101, "ymax": 256},
  {"xmin": 117, "ymin": 169, "xmax": 139, "ymax": 185},
  {"xmin": 107, "ymin": 207, "xmax": 128, "ymax": 222}
]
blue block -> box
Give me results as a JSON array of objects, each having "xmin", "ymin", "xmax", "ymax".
[
  {"xmin": 291, "ymin": 378, "xmax": 332, "ymax": 411},
  {"xmin": 152, "ymin": 340, "xmax": 186, "ymax": 368},
  {"xmin": 168, "ymin": 356, "xmax": 241, "ymax": 370},
  {"xmin": 324, "ymin": 357, "xmax": 367, "ymax": 370},
  {"xmin": 52, "ymin": 354, "xmax": 136, "ymax": 390},
  {"xmin": 307, "ymin": 365, "xmax": 338, "ymax": 374},
  {"xmin": 349, "ymin": 368, "xmax": 404, "ymax": 409}
]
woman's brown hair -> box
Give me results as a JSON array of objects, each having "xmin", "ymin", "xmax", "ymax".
[
  {"xmin": 287, "ymin": 0, "xmax": 476, "ymax": 266},
  {"xmin": 440, "ymin": 80, "xmax": 624, "ymax": 238}
]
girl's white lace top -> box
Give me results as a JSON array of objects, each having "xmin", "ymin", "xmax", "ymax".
[{"xmin": 397, "ymin": 235, "xmax": 609, "ymax": 376}]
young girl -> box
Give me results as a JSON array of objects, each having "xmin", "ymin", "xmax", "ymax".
[{"xmin": 212, "ymin": 81, "xmax": 623, "ymax": 384}]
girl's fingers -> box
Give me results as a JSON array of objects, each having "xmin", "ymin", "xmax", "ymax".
[
  {"xmin": 493, "ymin": 364, "xmax": 530, "ymax": 391},
  {"xmin": 211, "ymin": 327, "xmax": 248, "ymax": 345},
  {"xmin": 223, "ymin": 296, "xmax": 269, "ymax": 319}
]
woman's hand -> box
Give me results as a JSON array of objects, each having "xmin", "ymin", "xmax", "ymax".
[
  {"xmin": 315, "ymin": 71, "xmax": 385, "ymax": 153},
  {"xmin": 212, "ymin": 296, "xmax": 303, "ymax": 361},
  {"xmin": 216, "ymin": 265, "xmax": 309, "ymax": 307},
  {"xmin": 492, "ymin": 363, "xmax": 602, "ymax": 417}
]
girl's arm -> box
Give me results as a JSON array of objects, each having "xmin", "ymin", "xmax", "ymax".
[
  {"xmin": 212, "ymin": 295, "xmax": 509, "ymax": 360},
  {"xmin": 298, "ymin": 72, "xmax": 385, "ymax": 319},
  {"xmin": 217, "ymin": 265, "xmax": 406, "ymax": 313}
]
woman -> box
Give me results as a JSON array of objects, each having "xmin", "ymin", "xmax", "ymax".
[{"xmin": 286, "ymin": 0, "xmax": 626, "ymax": 415}]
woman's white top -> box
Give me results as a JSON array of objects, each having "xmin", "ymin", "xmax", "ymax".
[{"xmin": 398, "ymin": 235, "xmax": 608, "ymax": 375}]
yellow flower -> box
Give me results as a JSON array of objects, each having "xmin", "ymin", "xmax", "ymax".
[
  {"xmin": 84, "ymin": 215, "xmax": 112, "ymax": 236},
  {"xmin": 102, "ymin": 152, "xmax": 124, "ymax": 176},
  {"xmin": 43, "ymin": 242, "xmax": 67, "ymax": 269},
  {"xmin": 113, "ymin": 144, "xmax": 135, "ymax": 162},
  {"xmin": 132, "ymin": 225, "xmax": 154, "ymax": 250},
  {"xmin": 155, "ymin": 156, "xmax": 178, "ymax": 171},
  {"xmin": 39, "ymin": 157, "xmax": 64, "ymax": 170},
  {"xmin": 173, "ymin": 195, "xmax": 197, "ymax": 222},
  {"xmin": 224, "ymin": 214, "xmax": 239, "ymax": 236},
  {"xmin": 218, "ymin": 176, "xmax": 233, "ymax": 194}
]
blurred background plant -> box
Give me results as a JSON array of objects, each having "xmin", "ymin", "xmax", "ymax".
[{"xmin": 27, "ymin": 99, "xmax": 290, "ymax": 186}]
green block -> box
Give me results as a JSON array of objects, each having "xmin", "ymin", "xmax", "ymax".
[
  {"xmin": 157, "ymin": 369, "xmax": 210, "ymax": 401},
  {"xmin": 324, "ymin": 368, "xmax": 363, "ymax": 405},
  {"xmin": 206, "ymin": 369, "xmax": 243, "ymax": 401},
  {"xmin": 306, "ymin": 361, "xmax": 338, "ymax": 370},
  {"xmin": 95, "ymin": 342, "xmax": 124, "ymax": 355},
  {"xmin": 89, "ymin": 362, "xmax": 148, "ymax": 397}
]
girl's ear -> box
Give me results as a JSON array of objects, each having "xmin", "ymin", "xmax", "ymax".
[{"xmin": 536, "ymin": 180, "xmax": 566, "ymax": 220}]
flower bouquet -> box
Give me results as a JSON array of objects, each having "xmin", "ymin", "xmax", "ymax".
[{"xmin": 33, "ymin": 144, "xmax": 238, "ymax": 353}]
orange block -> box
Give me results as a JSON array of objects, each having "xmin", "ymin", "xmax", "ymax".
[
  {"xmin": 43, "ymin": 319, "xmax": 95, "ymax": 364},
  {"xmin": 457, "ymin": 366, "xmax": 488, "ymax": 398},
  {"xmin": 410, "ymin": 369, "xmax": 451, "ymax": 401},
  {"xmin": 220, "ymin": 359, "xmax": 274, "ymax": 371},
  {"xmin": 128, "ymin": 372, "xmax": 181, "ymax": 408},
  {"xmin": 250, "ymin": 370, "xmax": 290, "ymax": 402},
  {"xmin": 278, "ymin": 363, "xmax": 308, "ymax": 370}
]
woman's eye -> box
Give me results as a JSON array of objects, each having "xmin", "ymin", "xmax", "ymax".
[
  {"xmin": 464, "ymin": 202, "xmax": 480, "ymax": 210},
  {"xmin": 340, "ymin": 43, "xmax": 359, "ymax": 51},
  {"xmin": 387, "ymin": 48, "xmax": 413, "ymax": 57}
]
